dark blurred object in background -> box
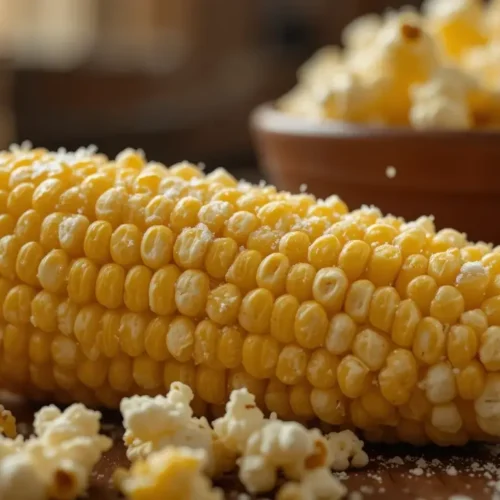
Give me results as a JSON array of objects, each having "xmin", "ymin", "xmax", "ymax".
[{"xmin": 0, "ymin": 0, "xmax": 422, "ymax": 178}]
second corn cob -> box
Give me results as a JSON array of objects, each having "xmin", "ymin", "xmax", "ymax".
[{"xmin": 0, "ymin": 145, "xmax": 499, "ymax": 446}]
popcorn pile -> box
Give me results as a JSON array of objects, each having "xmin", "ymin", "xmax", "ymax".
[
  {"xmin": 0, "ymin": 404, "xmax": 111, "ymax": 500},
  {"xmin": 116, "ymin": 383, "xmax": 369, "ymax": 500},
  {"xmin": 279, "ymin": 0, "xmax": 500, "ymax": 130}
]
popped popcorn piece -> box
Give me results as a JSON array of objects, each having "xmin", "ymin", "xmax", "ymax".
[
  {"xmin": 326, "ymin": 430, "xmax": 369, "ymax": 471},
  {"xmin": 238, "ymin": 420, "xmax": 330, "ymax": 494},
  {"xmin": 0, "ymin": 403, "xmax": 111, "ymax": 500},
  {"xmin": 212, "ymin": 388, "xmax": 265, "ymax": 454},
  {"xmin": 115, "ymin": 447, "xmax": 223, "ymax": 500},
  {"xmin": 121, "ymin": 382, "xmax": 215, "ymax": 473},
  {"xmin": 0, "ymin": 405, "xmax": 16, "ymax": 439},
  {"xmin": 277, "ymin": 468, "xmax": 347, "ymax": 500}
]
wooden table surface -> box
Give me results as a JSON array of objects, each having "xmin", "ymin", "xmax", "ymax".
[{"xmin": 2, "ymin": 392, "xmax": 500, "ymax": 500}]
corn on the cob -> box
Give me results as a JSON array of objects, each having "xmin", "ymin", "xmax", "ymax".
[{"xmin": 0, "ymin": 144, "xmax": 499, "ymax": 446}]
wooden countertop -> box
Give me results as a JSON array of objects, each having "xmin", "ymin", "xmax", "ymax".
[{"xmin": 2, "ymin": 392, "xmax": 500, "ymax": 500}]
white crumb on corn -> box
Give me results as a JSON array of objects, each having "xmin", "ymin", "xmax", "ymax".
[
  {"xmin": 299, "ymin": 183, "xmax": 308, "ymax": 193},
  {"xmin": 0, "ymin": 404, "xmax": 111, "ymax": 500},
  {"xmin": 385, "ymin": 166, "xmax": 397, "ymax": 178},
  {"xmin": 409, "ymin": 467, "xmax": 425, "ymax": 476},
  {"xmin": 446, "ymin": 465, "xmax": 458, "ymax": 476},
  {"xmin": 116, "ymin": 447, "xmax": 223, "ymax": 500}
]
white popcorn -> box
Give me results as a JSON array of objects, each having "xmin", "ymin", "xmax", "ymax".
[
  {"xmin": 326, "ymin": 430, "xmax": 369, "ymax": 471},
  {"xmin": 212, "ymin": 388, "xmax": 265, "ymax": 454},
  {"xmin": 277, "ymin": 468, "xmax": 347, "ymax": 500}
]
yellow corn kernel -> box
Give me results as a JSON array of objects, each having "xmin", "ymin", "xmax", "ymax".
[
  {"xmin": 312, "ymin": 267, "xmax": 348, "ymax": 313},
  {"xmin": 132, "ymin": 355, "xmax": 162, "ymax": 390},
  {"xmin": 242, "ymin": 334, "xmax": 280, "ymax": 379},
  {"xmin": 144, "ymin": 195, "xmax": 174, "ymax": 226},
  {"xmin": 8, "ymin": 165, "xmax": 32, "ymax": 188},
  {"xmin": 175, "ymin": 269, "xmax": 209, "ymax": 317},
  {"xmin": 32, "ymin": 179, "xmax": 66, "ymax": 215},
  {"xmin": 40, "ymin": 212, "xmax": 66, "ymax": 251},
  {"xmin": 337, "ymin": 355, "xmax": 370, "ymax": 399},
  {"xmin": 0, "ymin": 214, "xmax": 14, "ymax": 238},
  {"xmin": 460, "ymin": 308, "xmax": 488, "ymax": 335},
  {"xmin": 353, "ymin": 328, "xmax": 391, "ymax": 371},
  {"xmin": 98, "ymin": 311, "xmax": 121, "ymax": 358},
  {"xmin": 123, "ymin": 193, "xmax": 151, "ymax": 229},
  {"xmin": 307, "ymin": 234, "xmax": 341, "ymax": 269},
  {"xmin": 0, "ymin": 278, "xmax": 12, "ymax": 321},
  {"xmin": 67, "ymin": 258, "xmax": 98, "ymax": 305},
  {"xmin": 58, "ymin": 214, "xmax": 90, "ymax": 257},
  {"xmin": 238, "ymin": 288, "xmax": 273, "ymax": 335},
  {"xmin": 109, "ymin": 354, "xmax": 133, "ymax": 392},
  {"xmin": 310, "ymin": 386, "xmax": 347, "ymax": 425},
  {"xmin": 143, "ymin": 316, "xmax": 171, "ymax": 362},
  {"xmin": 223, "ymin": 211, "xmax": 259, "ymax": 246},
  {"xmin": 297, "ymin": 216, "xmax": 329, "ymax": 242},
  {"xmin": 95, "ymin": 187, "xmax": 128, "ymax": 227},
  {"xmin": 56, "ymin": 299, "xmax": 78, "ymax": 337},
  {"xmin": 212, "ymin": 187, "xmax": 242, "ymax": 205},
  {"xmin": 364, "ymin": 223, "xmax": 398, "ymax": 247},
  {"xmin": 204, "ymin": 237, "xmax": 238, "ymax": 280},
  {"xmin": 487, "ymin": 274, "xmax": 500, "ymax": 299},
  {"xmin": 307, "ymin": 203, "xmax": 339, "ymax": 222},
  {"xmin": 29, "ymin": 329, "xmax": 52, "ymax": 365},
  {"xmin": 96, "ymin": 263, "xmax": 125, "ymax": 309},
  {"xmin": 247, "ymin": 226, "xmax": 281, "ymax": 256},
  {"xmin": 30, "ymin": 290, "xmax": 59, "ymax": 333},
  {"xmin": 286, "ymin": 263, "xmax": 315, "ymax": 302},
  {"xmin": 149, "ymin": 265, "xmax": 181, "ymax": 316},
  {"xmin": 3, "ymin": 284, "xmax": 36, "ymax": 325},
  {"xmin": 257, "ymin": 201, "xmax": 293, "ymax": 231},
  {"xmin": 74, "ymin": 304, "xmax": 103, "ymax": 360},
  {"xmin": 206, "ymin": 283, "xmax": 241, "ymax": 326},
  {"xmin": 482, "ymin": 295, "xmax": 500, "ymax": 326},
  {"xmin": 294, "ymin": 300, "xmax": 328, "ymax": 349},
  {"xmin": 193, "ymin": 319, "xmax": 221, "ymax": 369},
  {"xmin": 198, "ymin": 200, "xmax": 234, "ymax": 235},
  {"xmin": 270, "ymin": 294, "xmax": 299, "ymax": 344},
  {"xmin": 447, "ymin": 324, "xmax": 477, "ymax": 368},
  {"xmin": 413, "ymin": 317, "xmax": 446, "ymax": 365},
  {"xmin": 0, "ymin": 189, "xmax": 7, "ymax": 210},
  {"xmin": 350, "ymin": 399, "xmax": 372, "ymax": 430},
  {"xmin": 456, "ymin": 263, "xmax": 489, "ymax": 309},
  {"xmin": 391, "ymin": 299, "xmax": 421, "ymax": 348},
  {"xmin": 327, "ymin": 219, "xmax": 365, "ymax": 245},
  {"xmin": 265, "ymin": 378, "xmax": 293, "ymax": 419},
  {"xmin": 217, "ymin": 326, "xmax": 243, "ymax": 369},
  {"xmin": 228, "ymin": 370, "xmax": 266, "ymax": 408},
  {"xmin": 479, "ymin": 326, "xmax": 500, "ymax": 371},
  {"xmin": 276, "ymin": 344, "xmax": 308, "ymax": 385},
  {"xmin": 166, "ymin": 316, "xmax": 195, "ymax": 362},
  {"xmin": 428, "ymin": 249, "xmax": 462, "ymax": 286},
  {"xmin": 195, "ymin": 366, "xmax": 226, "ymax": 405},
  {"xmin": 306, "ymin": 348, "xmax": 338, "ymax": 389},
  {"xmin": 456, "ymin": 360, "xmax": 486, "ymax": 400},
  {"xmin": 83, "ymin": 220, "xmax": 112, "ymax": 264},
  {"xmin": 430, "ymin": 285, "xmax": 464, "ymax": 324},
  {"xmin": 58, "ymin": 186, "xmax": 90, "ymax": 217},
  {"xmin": 483, "ymin": 252, "xmax": 500, "ymax": 275},
  {"xmin": 430, "ymin": 229, "xmax": 467, "ymax": 253},
  {"xmin": 16, "ymin": 241, "xmax": 44, "ymax": 287},
  {"xmin": 337, "ymin": 239, "xmax": 371, "ymax": 282},
  {"xmin": 278, "ymin": 231, "xmax": 310, "ymax": 264},
  {"xmin": 369, "ymin": 286, "xmax": 400, "ymax": 333},
  {"xmin": 0, "ymin": 235, "xmax": 21, "ymax": 280},
  {"xmin": 119, "ymin": 312, "xmax": 148, "ymax": 358},
  {"xmin": 174, "ymin": 224, "xmax": 213, "ymax": 269},
  {"xmin": 395, "ymin": 254, "xmax": 429, "ymax": 298},
  {"xmin": 3, "ymin": 324, "xmax": 29, "ymax": 358},
  {"xmin": 407, "ymin": 275, "xmax": 438, "ymax": 315},
  {"xmin": 323, "ymin": 194, "xmax": 348, "ymax": 215},
  {"xmin": 393, "ymin": 227, "xmax": 427, "ymax": 258},
  {"xmin": 366, "ymin": 244, "xmax": 402, "ymax": 286},
  {"xmin": 7, "ymin": 182, "xmax": 34, "ymax": 217},
  {"xmin": 124, "ymin": 265, "xmax": 153, "ymax": 313},
  {"xmin": 169, "ymin": 196, "xmax": 201, "ymax": 232},
  {"xmin": 140, "ymin": 226, "xmax": 174, "ymax": 269},
  {"xmin": 236, "ymin": 191, "xmax": 268, "ymax": 213},
  {"xmin": 77, "ymin": 357, "xmax": 108, "ymax": 389},
  {"xmin": 170, "ymin": 161, "xmax": 203, "ymax": 181},
  {"xmin": 344, "ymin": 279, "xmax": 376, "ymax": 323},
  {"xmin": 256, "ymin": 252, "xmax": 290, "ymax": 296},
  {"xmin": 110, "ymin": 224, "xmax": 142, "ymax": 267},
  {"xmin": 423, "ymin": 362, "xmax": 457, "ymax": 404},
  {"xmin": 15, "ymin": 209, "xmax": 41, "ymax": 244},
  {"xmin": 325, "ymin": 312, "xmax": 356, "ymax": 355},
  {"xmin": 378, "ymin": 349, "xmax": 418, "ymax": 406},
  {"xmin": 398, "ymin": 387, "xmax": 431, "ymax": 422}
]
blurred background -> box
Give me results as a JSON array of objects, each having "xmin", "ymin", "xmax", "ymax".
[{"xmin": 0, "ymin": 0, "xmax": 421, "ymax": 180}]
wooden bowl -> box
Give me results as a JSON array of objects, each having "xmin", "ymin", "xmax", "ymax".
[{"xmin": 251, "ymin": 103, "xmax": 500, "ymax": 244}]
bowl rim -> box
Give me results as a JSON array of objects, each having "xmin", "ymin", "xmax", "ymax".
[{"xmin": 251, "ymin": 102, "xmax": 500, "ymax": 140}]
